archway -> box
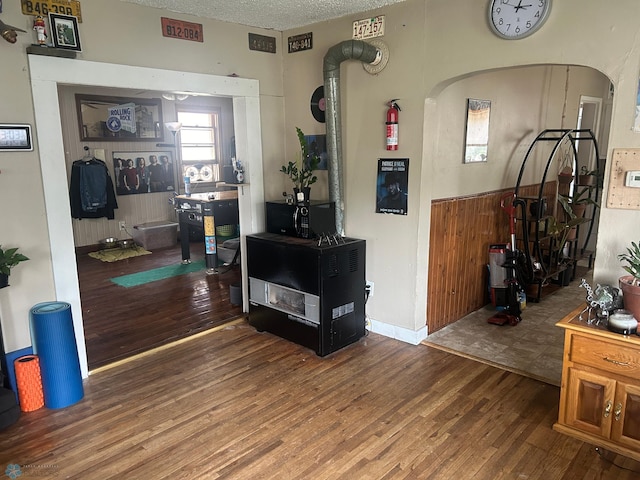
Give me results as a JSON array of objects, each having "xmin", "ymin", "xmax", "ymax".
[{"xmin": 423, "ymin": 63, "xmax": 612, "ymax": 334}]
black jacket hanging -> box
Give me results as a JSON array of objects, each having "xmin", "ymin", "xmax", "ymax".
[{"xmin": 70, "ymin": 158, "xmax": 118, "ymax": 219}]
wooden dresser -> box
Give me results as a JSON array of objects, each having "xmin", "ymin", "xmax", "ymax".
[{"xmin": 554, "ymin": 305, "xmax": 640, "ymax": 460}]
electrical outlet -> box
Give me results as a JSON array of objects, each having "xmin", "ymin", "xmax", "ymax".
[
  {"xmin": 119, "ymin": 221, "xmax": 126, "ymax": 231},
  {"xmin": 365, "ymin": 281, "xmax": 374, "ymax": 298}
]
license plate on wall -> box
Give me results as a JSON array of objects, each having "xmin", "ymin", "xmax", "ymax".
[
  {"xmin": 21, "ymin": 0, "xmax": 82, "ymax": 22},
  {"xmin": 352, "ymin": 15, "xmax": 384, "ymax": 40}
]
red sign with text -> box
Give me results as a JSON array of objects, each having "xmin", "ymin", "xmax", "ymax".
[{"xmin": 161, "ymin": 17, "xmax": 203, "ymax": 43}]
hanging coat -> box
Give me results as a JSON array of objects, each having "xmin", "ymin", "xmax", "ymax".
[{"xmin": 69, "ymin": 158, "xmax": 118, "ymax": 219}]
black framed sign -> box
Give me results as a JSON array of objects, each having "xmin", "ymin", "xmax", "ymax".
[
  {"xmin": 75, "ymin": 95, "xmax": 164, "ymax": 141},
  {"xmin": 0, "ymin": 124, "xmax": 33, "ymax": 151},
  {"xmin": 49, "ymin": 13, "xmax": 81, "ymax": 51}
]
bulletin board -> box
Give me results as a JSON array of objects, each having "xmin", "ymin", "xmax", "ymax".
[{"xmin": 606, "ymin": 148, "xmax": 640, "ymax": 209}]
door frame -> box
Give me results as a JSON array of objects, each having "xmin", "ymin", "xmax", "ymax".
[{"xmin": 28, "ymin": 55, "xmax": 265, "ymax": 377}]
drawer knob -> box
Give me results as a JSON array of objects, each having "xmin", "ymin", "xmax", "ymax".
[
  {"xmin": 604, "ymin": 400, "xmax": 612, "ymax": 418},
  {"xmin": 603, "ymin": 357, "xmax": 630, "ymax": 367},
  {"xmin": 614, "ymin": 403, "xmax": 623, "ymax": 421}
]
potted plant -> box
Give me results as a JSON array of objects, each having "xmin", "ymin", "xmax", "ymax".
[
  {"xmin": 0, "ymin": 245, "xmax": 29, "ymax": 288},
  {"xmin": 618, "ymin": 241, "xmax": 640, "ymax": 321},
  {"xmin": 558, "ymin": 185, "xmax": 600, "ymax": 221},
  {"xmin": 578, "ymin": 166, "xmax": 599, "ymax": 186},
  {"xmin": 280, "ymin": 127, "xmax": 319, "ymax": 203}
]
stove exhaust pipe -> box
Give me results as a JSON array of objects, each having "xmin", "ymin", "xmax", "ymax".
[{"xmin": 323, "ymin": 40, "xmax": 381, "ymax": 235}]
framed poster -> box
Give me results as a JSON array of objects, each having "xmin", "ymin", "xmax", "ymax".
[
  {"xmin": 113, "ymin": 151, "xmax": 175, "ymax": 195},
  {"xmin": 49, "ymin": 13, "xmax": 81, "ymax": 51},
  {"xmin": 376, "ymin": 158, "xmax": 409, "ymax": 215},
  {"xmin": 0, "ymin": 124, "xmax": 33, "ymax": 151},
  {"xmin": 76, "ymin": 95, "xmax": 163, "ymax": 141},
  {"xmin": 463, "ymin": 98, "xmax": 491, "ymax": 163},
  {"xmin": 304, "ymin": 133, "xmax": 328, "ymax": 170}
]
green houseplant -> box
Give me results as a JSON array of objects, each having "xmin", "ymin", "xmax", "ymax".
[
  {"xmin": 558, "ymin": 186, "xmax": 600, "ymax": 220},
  {"xmin": 280, "ymin": 127, "xmax": 320, "ymax": 200},
  {"xmin": 0, "ymin": 245, "xmax": 29, "ymax": 288},
  {"xmin": 578, "ymin": 166, "xmax": 600, "ymax": 187},
  {"xmin": 618, "ymin": 241, "xmax": 640, "ymax": 321}
]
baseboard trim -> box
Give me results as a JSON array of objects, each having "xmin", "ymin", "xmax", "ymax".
[{"xmin": 367, "ymin": 318, "xmax": 427, "ymax": 345}]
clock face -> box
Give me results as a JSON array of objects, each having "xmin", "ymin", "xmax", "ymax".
[{"xmin": 489, "ymin": 0, "xmax": 551, "ymax": 39}]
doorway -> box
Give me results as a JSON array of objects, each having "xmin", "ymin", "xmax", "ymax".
[
  {"xmin": 576, "ymin": 95, "xmax": 604, "ymax": 254},
  {"xmin": 28, "ymin": 56, "xmax": 265, "ymax": 377}
]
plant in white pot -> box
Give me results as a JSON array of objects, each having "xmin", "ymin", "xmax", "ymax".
[
  {"xmin": 617, "ymin": 241, "xmax": 640, "ymax": 321},
  {"xmin": 0, "ymin": 245, "xmax": 29, "ymax": 289}
]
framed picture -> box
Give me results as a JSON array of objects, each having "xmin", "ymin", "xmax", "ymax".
[
  {"xmin": 463, "ymin": 98, "xmax": 491, "ymax": 163},
  {"xmin": 112, "ymin": 151, "xmax": 176, "ymax": 195},
  {"xmin": 76, "ymin": 95, "xmax": 164, "ymax": 141},
  {"xmin": 49, "ymin": 13, "xmax": 81, "ymax": 51},
  {"xmin": 376, "ymin": 158, "xmax": 409, "ymax": 215},
  {"xmin": 304, "ymin": 134, "xmax": 328, "ymax": 170},
  {"xmin": 0, "ymin": 124, "xmax": 33, "ymax": 151}
]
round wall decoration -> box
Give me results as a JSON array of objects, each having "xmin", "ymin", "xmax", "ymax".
[
  {"xmin": 310, "ymin": 86, "xmax": 325, "ymax": 123},
  {"xmin": 488, "ymin": 0, "xmax": 551, "ymax": 40}
]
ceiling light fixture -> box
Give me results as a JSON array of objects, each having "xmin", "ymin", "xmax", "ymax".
[{"xmin": 161, "ymin": 93, "xmax": 190, "ymax": 101}]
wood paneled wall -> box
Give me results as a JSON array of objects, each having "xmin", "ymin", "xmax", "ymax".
[{"xmin": 427, "ymin": 184, "xmax": 547, "ymax": 334}]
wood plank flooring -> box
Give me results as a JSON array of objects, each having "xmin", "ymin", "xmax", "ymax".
[
  {"xmin": 2, "ymin": 324, "xmax": 639, "ymax": 479},
  {"xmin": 76, "ymin": 241, "xmax": 243, "ymax": 370}
]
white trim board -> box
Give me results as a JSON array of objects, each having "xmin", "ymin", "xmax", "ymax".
[{"xmin": 28, "ymin": 55, "xmax": 265, "ymax": 378}]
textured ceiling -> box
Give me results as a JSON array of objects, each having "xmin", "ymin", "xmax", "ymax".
[{"xmin": 122, "ymin": 0, "xmax": 408, "ymax": 31}]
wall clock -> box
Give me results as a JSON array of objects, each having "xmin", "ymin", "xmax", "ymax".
[{"xmin": 488, "ymin": 0, "xmax": 551, "ymax": 40}]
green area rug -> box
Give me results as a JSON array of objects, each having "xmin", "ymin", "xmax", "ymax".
[
  {"xmin": 88, "ymin": 247, "xmax": 151, "ymax": 263},
  {"xmin": 110, "ymin": 260, "xmax": 206, "ymax": 288}
]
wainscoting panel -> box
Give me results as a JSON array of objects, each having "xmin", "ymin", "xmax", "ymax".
[{"xmin": 427, "ymin": 184, "xmax": 549, "ymax": 334}]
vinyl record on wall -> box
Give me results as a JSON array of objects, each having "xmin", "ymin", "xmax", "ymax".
[{"xmin": 310, "ymin": 86, "xmax": 326, "ymax": 123}]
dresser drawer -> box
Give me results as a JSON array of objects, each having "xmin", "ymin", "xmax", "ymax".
[{"xmin": 570, "ymin": 334, "xmax": 640, "ymax": 377}]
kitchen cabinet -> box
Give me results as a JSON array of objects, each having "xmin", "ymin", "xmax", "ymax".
[{"xmin": 554, "ymin": 305, "xmax": 640, "ymax": 460}]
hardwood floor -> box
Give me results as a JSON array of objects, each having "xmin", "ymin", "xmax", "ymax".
[
  {"xmin": 1, "ymin": 325, "xmax": 638, "ymax": 479},
  {"xmin": 76, "ymin": 240, "xmax": 243, "ymax": 370}
]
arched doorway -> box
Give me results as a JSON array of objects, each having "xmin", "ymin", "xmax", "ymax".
[{"xmin": 424, "ymin": 63, "xmax": 611, "ymax": 334}]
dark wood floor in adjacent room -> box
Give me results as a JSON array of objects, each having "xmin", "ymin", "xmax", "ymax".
[{"xmin": 76, "ymin": 241, "xmax": 243, "ymax": 370}]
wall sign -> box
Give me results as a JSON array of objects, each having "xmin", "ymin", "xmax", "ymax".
[
  {"xmin": 288, "ymin": 32, "xmax": 312, "ymax": 53},
  {"xmin": 161, "ymin": 17, "xmax": 203, "ymax": 43},
  {"xmin": 352, "ymin": 15, "xmax": 384, "ymax": 40},
  {"xmin": 249, "ymin": 33, "xmax": 276, "ymax": 53},
  {"xmin": 75, "ymin": 94, "xmax": 163, "ymax": 142},
  {"xmin": 21, "ymin": 0, "xmax": 82, "ymax": 22},
  {"xmin": 0, "ymin": 124, "xmax": 33, "ymax": 151},
  {"xmin": 376, "ymin": 158, "xmax": 409, "ymax": 215}
]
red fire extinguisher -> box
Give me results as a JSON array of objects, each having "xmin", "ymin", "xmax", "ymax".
[{"xmin": 386, "ymin": 99, "xmax": 401, "ymax": 150}]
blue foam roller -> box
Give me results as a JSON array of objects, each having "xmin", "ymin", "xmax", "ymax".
[{"xmin": 30, "ymin": 302, "xmax": 83, "ymax": 409}]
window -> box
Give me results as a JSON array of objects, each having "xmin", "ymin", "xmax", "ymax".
[{"xmin": 176, "ymin": 108, "xmax": 221, "ymax": 188}]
